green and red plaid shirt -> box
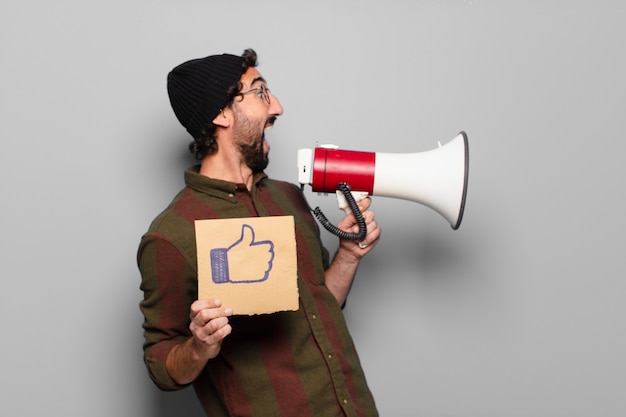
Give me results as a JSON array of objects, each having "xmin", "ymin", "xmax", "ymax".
[{"xmin": 138, "ymin": 166, "xmax": 378, "ymax": 417}]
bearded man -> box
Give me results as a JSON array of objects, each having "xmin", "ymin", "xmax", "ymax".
[{"xmin": 137, "ymin": 48, "xmax": 381, "ymax": 417}]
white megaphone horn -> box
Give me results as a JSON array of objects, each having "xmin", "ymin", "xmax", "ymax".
[{"xmin": 297, "ymin": 132, "xmax": 469, "ymax": 237}]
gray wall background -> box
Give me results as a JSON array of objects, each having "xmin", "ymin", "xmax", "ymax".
[{"xmin": 2, "ymin": 1, "xmax": 624, "ymax": 416}]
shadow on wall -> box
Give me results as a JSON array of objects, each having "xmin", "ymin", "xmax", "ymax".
[{"xmin": 152, "ymin": 387, "xmax": 205, "ymax": 417}]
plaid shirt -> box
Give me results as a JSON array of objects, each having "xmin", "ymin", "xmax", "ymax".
[{"xmin": 138, "ymin": 166, "xmax": 378, "ymax": 417}]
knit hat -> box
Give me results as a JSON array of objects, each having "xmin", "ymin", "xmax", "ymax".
[{"xmin": 167, "ymin": 53, "xmax": 245, "ymax": 139}]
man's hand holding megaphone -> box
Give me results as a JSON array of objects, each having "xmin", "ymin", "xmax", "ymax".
[
  {"xmin": 335, "ymin": 196, "xmax": 381, "ymax": 254},
  {"xmin": 323, "ymin": 195, "xmax": 382, "ymax": 306}
]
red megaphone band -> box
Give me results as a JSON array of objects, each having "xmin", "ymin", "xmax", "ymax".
[{"xmin": 312, "ymin": 148, "xmax": 376, "ymax": 194}]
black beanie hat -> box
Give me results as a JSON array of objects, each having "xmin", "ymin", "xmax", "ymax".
[{"xmin": 167, "ymin": 53, "xmax": 245, "ymax": 139}]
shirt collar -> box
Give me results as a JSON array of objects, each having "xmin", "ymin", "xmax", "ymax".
[{"xmin": 184, "ymin": 165, "xmax": 268, "ymax": 201}]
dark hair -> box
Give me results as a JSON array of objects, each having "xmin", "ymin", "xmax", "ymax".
[{"xmin": 189, "ymin": 49, "xmax": 259, "ymax": 160}]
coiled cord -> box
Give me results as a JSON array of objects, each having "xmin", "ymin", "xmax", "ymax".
[{"xmin": 313, "ymin": 182, "xmax": 367, "ymax": 241}]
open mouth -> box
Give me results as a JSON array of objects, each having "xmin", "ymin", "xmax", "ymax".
[{"xmin": 264, "ymin": 116, "xmax": 277, "ymax": 131}]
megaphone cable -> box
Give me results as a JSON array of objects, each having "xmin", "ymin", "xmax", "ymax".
[{"xmin": 312, "ymin": 182, "xmax": 368, "ymax": 241}]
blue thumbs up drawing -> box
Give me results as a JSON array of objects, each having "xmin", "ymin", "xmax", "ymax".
[{"xmin": 210, "ymin": 224, "xmax": 275, "ymax": 284}]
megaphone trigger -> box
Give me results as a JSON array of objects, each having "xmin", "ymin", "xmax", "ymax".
[
  {"xmin": 337, "ymin": 190, "xmax": 370, "ymax": 214},
  {"xmin": 313, "ymin": 183, "xmax": 368, "ymax": 241}
]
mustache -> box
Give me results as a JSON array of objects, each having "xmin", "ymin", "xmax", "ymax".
[{"xmin": 265, "ymin": 116, "xmax": 278, "ymax": 128}]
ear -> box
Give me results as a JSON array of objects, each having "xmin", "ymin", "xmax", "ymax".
[{"xmin": 212, "ymin": 108, "xmax": 232, "ymax": 128}]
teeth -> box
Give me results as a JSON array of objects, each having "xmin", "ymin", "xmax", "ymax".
[{"xmin": 264, "ymin": 125, "xmax": 273, "ymax": 131}]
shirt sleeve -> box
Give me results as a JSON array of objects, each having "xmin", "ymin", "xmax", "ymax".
[{"xmin": 137, "ymin": 233, "xmax": 197, "ymax": 391}]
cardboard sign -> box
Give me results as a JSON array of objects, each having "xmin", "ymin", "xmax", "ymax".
[{"xmin": 195, "ymin": 216, "xmax": 298, "ymax": 315}]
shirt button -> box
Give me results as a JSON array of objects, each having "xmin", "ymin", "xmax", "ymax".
[
  {"xmin": 343, "ymin": 399, "xmax": 349, "ymax": 405},
  {"xmin": 228, "ymin": 193, "xmax": 235, "ymax": 198},
  {"xmin": 311, "ymin": 314, "xmax": 317, "ymax": 319},
  {"xmin": 327, "ymin": 354, "xmax": 333, "ymax": 360}
]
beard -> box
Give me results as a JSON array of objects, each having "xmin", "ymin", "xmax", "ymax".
[
  {"xmin": 239, "ymin": 139, "xmax": 269, "ymax": 173},
  {"xmin": 233, "ymin": 109, "xmax": 269, "ymax": 173}
]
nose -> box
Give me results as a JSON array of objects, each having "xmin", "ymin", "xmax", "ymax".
[{"xmin": 268, "ymin": 91, "xmax": 284, "ymax": 116}]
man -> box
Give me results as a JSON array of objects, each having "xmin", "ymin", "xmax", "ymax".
[{"xmin": 138, "ymin": 48, "xmax": 381, "ymax": 416}]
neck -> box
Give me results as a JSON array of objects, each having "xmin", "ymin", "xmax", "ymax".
[{"xmin": 199, "ymin": 153, "xmax": 256, "ymax": 191}]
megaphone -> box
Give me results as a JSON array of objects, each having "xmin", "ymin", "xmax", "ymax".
[{"xmin": 297, "ymin": 132, "xmax": 469, "ymax": 237}]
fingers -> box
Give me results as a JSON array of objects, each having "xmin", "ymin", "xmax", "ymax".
[
  {"xmin": 339, "ymin": 198, "xmax": 373, "ymax": 229},
  {"xmin": 191, "ymin": 298, "xmax": 231, "ymax": 315},
  {"xmin": 357, "ymin": 196, "xmax": 372, "ymax": 212},
  {"xmin": 189, "ymin": 299, "xmax": 233, "ymax": 344},
  {"xmin": 338, "ymin": 198, "xmax": 381, "ymax": 252},
  {"xmin": 344, "ymin": 204, "xmax": 378, "ymax": 235},
  {"xmin": 356, "ymin": 213, "xmax": 381, "ymax": 251}
]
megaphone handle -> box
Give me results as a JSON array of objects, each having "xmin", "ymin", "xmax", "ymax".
[
  {"xmin": 337, "ymin": 190, "xmax": 370, "ymax": 214},
  {"xmin": 313, "ymin": 183, "xmax": 368, "ymax": 241}
]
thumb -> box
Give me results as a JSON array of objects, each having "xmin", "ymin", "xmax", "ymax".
[{"xmin": 239, "ymin": 224, "xmax": 256, "ymax": 246}]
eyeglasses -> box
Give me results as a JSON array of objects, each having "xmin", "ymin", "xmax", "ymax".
[{"xmin": 238, "ymin": 84, "xmax": 271, "ymax": 104}]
